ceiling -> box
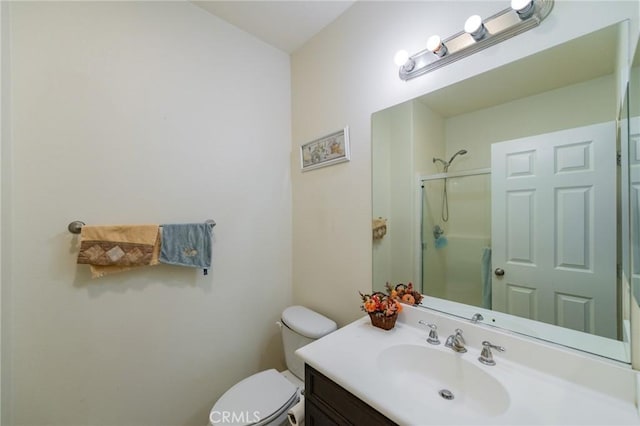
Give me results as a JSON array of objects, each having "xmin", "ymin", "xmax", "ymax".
[{"xmin": 192, "ymin": 1, "xmax": 356, "ymax": 53}]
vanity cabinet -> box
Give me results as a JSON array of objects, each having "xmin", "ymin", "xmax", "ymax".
[{"xmin": 304, "ymin": 364, "xmax": 396, "ymax": 426}]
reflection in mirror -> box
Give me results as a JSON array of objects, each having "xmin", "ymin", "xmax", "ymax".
[
  {"xmin": 629, "ymin": 37, "xmax": 640, "ymax": 305},
  {"xmin": 372, "ymin": 21, "xmax": 632, "ymax": 362}
]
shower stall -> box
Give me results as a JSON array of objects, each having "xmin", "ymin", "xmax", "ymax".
[{"xmin": 421, "ymin": 168, "xmax": 492, "ymax": 308}]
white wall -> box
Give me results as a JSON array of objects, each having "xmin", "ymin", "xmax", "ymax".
[
  {"xmin": 371, "ymin": 109, "xmax": 391, "ymax": 293},
  {"xmin": 372, "ymin": 102, "xmax": 416, "ymax": 291},
  {"xmin": 5, "ymin": 2, "xmax": 291, "ymax": 425},
  {"xmin": 388, "ymin": 104, "xmax": 414, "ymax": 286},
  {"xmin": 291, "ymin": 0, "xmax": 639, "ymax": 327},
  {"xmin": 413, "ymin": 100, "xmax": 446, "ymax": 294},
  {"xmin": 373, "ymin": 99, "xmax": 445, "ymax": 293},
  {"xmin": 445, "ymin": 73, "xmax": 616, "ymax": 169}
]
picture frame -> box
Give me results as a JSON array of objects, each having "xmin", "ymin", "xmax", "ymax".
[{"xmin": 300, "ymin": 126, "xmax": 350, "ymax": 172}]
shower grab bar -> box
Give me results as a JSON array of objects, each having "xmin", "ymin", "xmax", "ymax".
[
  {"xmin": 67, "ymin": 219, "xmax": 216, "ymax": 234},
  {"xmin": 420, "ymin": 167, "xmax": 491, "ymax": 182}
]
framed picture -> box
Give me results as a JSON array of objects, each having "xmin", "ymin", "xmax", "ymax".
[{"xmin": 300, "ymin": 127, "xmax": 350, "ymax": 172}]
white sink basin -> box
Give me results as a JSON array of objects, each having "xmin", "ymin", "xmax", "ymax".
[{"xmin": 376, "ymin": 344, "xmax": 510, "ymax": 417}]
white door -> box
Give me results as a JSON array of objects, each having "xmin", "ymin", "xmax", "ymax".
[{"xmin": 491, "ymin": 122, "xmax": 617, "ymax": 339}]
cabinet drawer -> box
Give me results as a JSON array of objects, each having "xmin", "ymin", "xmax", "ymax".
[{"xmin": 306, "ymin": 398, "xmax": 341, "ymax": 426}]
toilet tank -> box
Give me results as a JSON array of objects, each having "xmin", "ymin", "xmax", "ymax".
[{"xmin": 280, "ymin": 306, "xmax": 337, "ymax": 380}]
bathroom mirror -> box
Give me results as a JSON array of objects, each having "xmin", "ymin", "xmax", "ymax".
[
  {"xmin": 372, "ymin": 21, "xmax": 633, "ymax": 363},
  {"xmin": 629, "ymin": 37, "xmax": 640, "ymax": 306}
]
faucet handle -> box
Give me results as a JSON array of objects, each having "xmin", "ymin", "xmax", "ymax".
[
  {"xmin": 418, "ymin": 320, "xmax": 441, "ymax": 345},
  {"xmin": 483, "ymin": 341, "xmax": 505, "ymax": 351},
  {"xmin": 478, "ymin": 341, "xmax": 506, "ymax": 366}
]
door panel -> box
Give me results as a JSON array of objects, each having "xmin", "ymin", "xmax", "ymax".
[
  {"xmin": 555, "ymin": 292, "xmax": 594, "ymax": 333},
  {"xmin": 506, "ymin": 284, "xmax": 537, "ymax": 319},
  {"xmin": 506, "ymin": 190, "xmax": 536, "ymax": 264},
  {"xmin": 555, "ymin": 186, "xmax": 591, "ymax": 270}
]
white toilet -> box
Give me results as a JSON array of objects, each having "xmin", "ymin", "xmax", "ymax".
[{"xmin": 209, "ymin": 306, "xmax": 337, "ymax": 426}]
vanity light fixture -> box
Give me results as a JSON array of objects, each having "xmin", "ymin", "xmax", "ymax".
[{"xmin": 397, "ymin": 0, "xmax": 554, "ymax": 81}]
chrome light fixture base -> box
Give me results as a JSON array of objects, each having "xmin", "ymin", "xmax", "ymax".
[{"xmin": 399, "ymin": 0, "xmax": 554, "ymax": 81}]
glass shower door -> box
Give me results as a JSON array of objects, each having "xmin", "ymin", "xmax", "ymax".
[{"xmin": 421, "ymin": 172, "xmax": 491, "ymax": 308}]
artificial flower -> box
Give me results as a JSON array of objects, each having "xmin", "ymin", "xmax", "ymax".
[
  {"xmin": 385, "ymin": 282, "xmax": 423, "ymax": 305},
  {"xmin": 359, "ymin": 289, "xmax": 402, "ymax": 317}
]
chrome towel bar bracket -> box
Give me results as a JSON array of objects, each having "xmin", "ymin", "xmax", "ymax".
[{"xmin": 67, "ymin": 221, "xmax": 85, "ymax": 234}]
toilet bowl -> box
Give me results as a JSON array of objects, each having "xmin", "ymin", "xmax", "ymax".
[
  {"xmin": 209, "ymin": 306, "xmax": 337, "ymax": 426},
  {"xmin": 209, "ymin": 369, "xmax": 298, "ymax": 426}
]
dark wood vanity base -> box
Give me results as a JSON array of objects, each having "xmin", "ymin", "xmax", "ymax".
[{"xmin": 304, "ymin": 364, "xmax": 397, "ymax": 426}]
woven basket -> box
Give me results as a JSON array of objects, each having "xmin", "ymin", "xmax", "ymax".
[{"xmin": 368, "ymin": 312, "xmax": 398, "ymax": 330}]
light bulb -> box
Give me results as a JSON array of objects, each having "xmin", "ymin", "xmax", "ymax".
[
  {"xmin": 394, "ymin": 50, "xmax": 410, "ymax": 67},
  {"xmin": 464, "ymin": 15, "xmax": 486, "ymax": 41},
  {"xmin": 511, "ymin": 0, "xmax": 535, "ymax": 19},
  {"xmin": 427, "ymin": 35, "xmax": 448, "ymax": 57},
  {"xmin": 426, "ymin": 35, "xmax": 442, "ymax": 52},
  {"xmin": 464, "ymin": 15, "xmax": 482, "ymax": 34}
]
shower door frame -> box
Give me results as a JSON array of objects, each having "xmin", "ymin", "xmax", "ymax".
[
  {"xmin": 417, "ymin": 167, "xmax": 492, "ymax": 294},
  {"xmin": 419, "ymin": 168, "xmax": 492, "ymax": 183}
]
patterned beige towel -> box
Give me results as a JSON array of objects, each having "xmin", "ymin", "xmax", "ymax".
[{"xmin": 77, "ymin": 225, "xmax": 161, "ymax": 278}]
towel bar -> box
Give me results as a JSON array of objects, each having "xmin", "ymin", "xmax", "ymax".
[{"xmin": 67, "ymin": 220, "xmax": 216, "ymax": 234}]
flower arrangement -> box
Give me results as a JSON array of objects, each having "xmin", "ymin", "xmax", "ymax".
[
  {"xmin": 386, "ymin": 282, "xmax": 424, "ymax": 306},
  {"xmin": 358, "ymin": 283, "xmax": 423, "ymax": 330},
  {"xmin": 360, "ymin": 289, "xmax": 403, "ymax": 330},
  {"xmin": 360, "ymin": 291, "xmax": 403, "ymax": 317}
]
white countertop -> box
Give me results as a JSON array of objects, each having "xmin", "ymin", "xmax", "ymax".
[{"xmin": 297, "ymin": 307, "xmax": 640, "ymax": 425}]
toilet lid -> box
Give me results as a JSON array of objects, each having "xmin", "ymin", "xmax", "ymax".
[{"xmin": 210, "ymin": 369, "xmax": 298, "ymax": 426}]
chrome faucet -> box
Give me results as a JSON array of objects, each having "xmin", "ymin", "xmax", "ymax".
[
  {"xmin": 470, "ymin": 313, "xmax": 484, "ymax": 323},
  {"xmin": 445, "ymin": 328, "xmax": 467, "ymax": 353},
  {"xmin": 418, "ymin": 320, "xmax": 440, "ymax": 345},
  {"xmin": 478, "ymin": 341, "xmax": 506, "ymax": 366}
]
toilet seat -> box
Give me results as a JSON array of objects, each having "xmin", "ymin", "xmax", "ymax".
[{"xmin": 210, "ymin": 369, "xmax": 299, "ymax": 426}]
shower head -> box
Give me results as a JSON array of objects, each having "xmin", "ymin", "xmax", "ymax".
[
  {"xmin": 433, "ymin": 150, "xmax": 467, "ymax": 172},
  {"xmin": 448, "ymin": 149, "xmax": 468, "ymax": 164}
]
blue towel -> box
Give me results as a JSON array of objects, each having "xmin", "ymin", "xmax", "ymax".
[
  {"xmin": 160, "ymin": 223, "xmax": 212, "ymax": 273},
  {"xmin": 481, "ymin": 247, "xmax": 492, "ymax": 309}
]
